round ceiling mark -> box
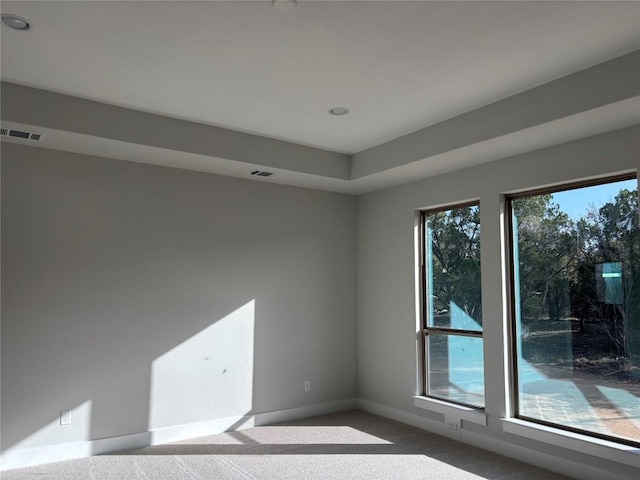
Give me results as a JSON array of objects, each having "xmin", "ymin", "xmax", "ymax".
[
  {"xmin": 1, "ymin": 14, "xmax": 31, "ymax": 30},
  {"xmin": 329, "ymin": 107, "xmax": 350, "ymax": 116}
]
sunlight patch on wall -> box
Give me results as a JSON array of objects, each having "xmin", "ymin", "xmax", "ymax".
[{"xmin": 149, "ymin": 300, "xmax": 256, "ymax": 430}]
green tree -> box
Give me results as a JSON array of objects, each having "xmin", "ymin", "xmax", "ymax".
[
  {"xmin": 427, "ymin": 206, "xmax": 481, "ymax": 325},
  {"xmin": 573, "ymin": 189, "xmax": 639, "ymax": 367},
  {"xmin": 512, "ymin": 195, "xmax": 576, "ymax": 321}
]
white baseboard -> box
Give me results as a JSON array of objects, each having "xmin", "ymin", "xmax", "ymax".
[
  {"xmin": 1, "ymin": 398, "xmax": 358, "ymax": 471},
  {"xmin": 461, "ymin": 428, "xmax": 635, "ymax": 480},
  {"xmin": 92, "ymin": 431, "xmax": 152, "ymax": 456},
  {"xmin": 5, "ymin": 398, "xmax": 631, "ymax": 479},
  {"xmin": 356, "ymin": 398, "xmax": 636, "ymax": 480},
  {"xmin": 150, "ymin": 414, "xmax": 255, "ymax": 446},
  {"xmin": 254, "ymin": 398, "xmax": 359, "ymax": 427},
  {"xmin": 357, "ymin": 398, "xmax": 444, "ymax": 435},
  {"xmin": 150, "ymin": 398, "xmax": 359, "ymax": 445},
  {"xmin": 0, "ymin": 440, "xmax": 93, "ymax": 471}
]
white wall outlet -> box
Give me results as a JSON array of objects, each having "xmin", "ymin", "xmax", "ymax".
[
  {"xmin": 304, "ymin": 380, "xmax": 311, "ymax": 392},
  {"xmin": 444, "ymin": 415, "xmax": 460, "ymax": 440},
  {"xmin": 60, "ymin": 410, "xmax": 71, "ymax": 425}
]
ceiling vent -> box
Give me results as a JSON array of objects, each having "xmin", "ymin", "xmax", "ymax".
[
  {"xmin": 247, "ymin": 170, "xmax": 281, "ymax": 179},
  {"xmin": 0, "ymin": 127, "xmax": 45, "ymax": 142}
]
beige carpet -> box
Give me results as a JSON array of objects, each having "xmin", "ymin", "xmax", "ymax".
[{"xmin": 3, "ymin": 410, "xmax": 572, "ymax": 479}]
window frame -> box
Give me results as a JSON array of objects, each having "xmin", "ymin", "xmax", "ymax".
[
  {"xmin": 419, "ymin": 201, "xmax": 485, "ymax": 409},
  {"xmin": 505, "ymin": 173, "xmax": 639, "ymax": 448}
]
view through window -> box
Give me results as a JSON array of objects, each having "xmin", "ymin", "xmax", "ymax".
[
  {"xmin": 509, "ymin": 177, "xmax": 639, "ymax": 445},
  {"xmin": 421, "ymin": 203, "xmax": 484, "ymax": 408}
]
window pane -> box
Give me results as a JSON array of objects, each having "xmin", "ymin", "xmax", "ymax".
[
  {"xmin": 425, "ymin": 205, "xmax": 482, "ymax": 331},
  {"xmin": 512, "ymin": 179, "xmax": 640, "ymax": 444},
  {"xmin": 427, "ymin": 333, "xmax": 485, "ymax": 407}
]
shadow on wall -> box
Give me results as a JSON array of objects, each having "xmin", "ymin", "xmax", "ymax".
[
  {"xmin": 1, "ymin": 300, "xmax": 257, "ymax": 456},
  {"xmin": 1, "ymin": 146, "xmax": 357, "ymax": 468}
]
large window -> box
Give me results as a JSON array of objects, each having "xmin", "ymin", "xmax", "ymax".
[
  {"xmin": 420, "ymin": 203, "xmax": 484, "ymax": 408},
  {"xmin": 508, "ymin": 176, "xmax": 640, "ymax": 445}
]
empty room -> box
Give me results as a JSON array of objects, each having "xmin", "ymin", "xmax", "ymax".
[{"xmin": 1, "ymin": 1, "xmax": 639, "ymax": 479}]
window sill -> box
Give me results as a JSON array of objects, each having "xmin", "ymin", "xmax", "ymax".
[
  {"xmin": 413, "ymin": 396, "xmax": 487, "ymax": 426},
  {"xmin": 502, "ymin": 418, "xmax": 639, "ymax": 468}
]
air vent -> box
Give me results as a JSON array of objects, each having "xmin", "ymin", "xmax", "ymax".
[
  {"xmin": 0, "ymin": 127, "xmax": 45, "ymax": 142},
  {"xmin": 247, "ymin": 170, "xmax": 281, "ymax": 179}
]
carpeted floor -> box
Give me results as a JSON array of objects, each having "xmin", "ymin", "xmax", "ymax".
[{"xmin": 3, "ymin": 410, "xmax": 572, "ymax": 479}]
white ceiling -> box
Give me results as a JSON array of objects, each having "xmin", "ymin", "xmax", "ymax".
[{"xmin": 1, "ymin": 0, "xmax": 639, "ymax": 155}]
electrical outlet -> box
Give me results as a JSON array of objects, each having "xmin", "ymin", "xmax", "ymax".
[
  {"xmin": 444, "ymin": 415, "xmax": 460, "ymax": 440},
  {"xmin": 304, "ymin": 380, "xmax": 311, "ymax": 392},
  {"xmin": 60, "ymin": 410, "xmax": 71, "ymax": 426}
]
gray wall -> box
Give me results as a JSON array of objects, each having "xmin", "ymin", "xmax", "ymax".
[
  {"xmin": 2, "ymin": 123, "xmax": 639, "ymax": 475},
  {"xmin": 357, "ymin": 126, "xmax": 640, "ymax": 477},
  {"xmin": 1, "ymin": 143, "xmax": 357, "ymax": 450}
]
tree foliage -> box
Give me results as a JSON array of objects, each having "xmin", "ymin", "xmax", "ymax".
[
  {"xmin": 426, "ymin": 206, "xmax": 481, "ymax": 324},
  {"xmin": 426, "ymin": 186, "xmax": 639, "ymax": 368}
]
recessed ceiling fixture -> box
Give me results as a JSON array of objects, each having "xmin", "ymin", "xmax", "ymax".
[
  {"xmin": 329, "ymin": 107, "xmax": 350, "ymax": 116},
  {"xmin": 1, "ymin": 14, "xmax": 31, "ymax": 30}
]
